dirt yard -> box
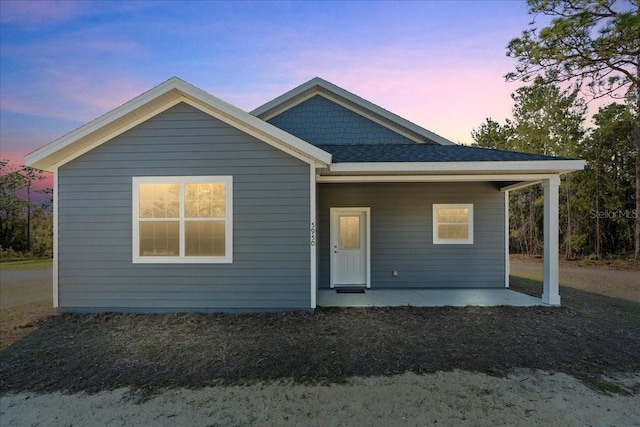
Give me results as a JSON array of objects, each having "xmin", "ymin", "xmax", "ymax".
[
  {"xmin": 1, "ymin": 257, "xmax": 639, "ymax": 426},
  {"xmin": 0, "ymin": 260, "xmax": 54, "ymax": 350},
  {"xmin": 510, "ymin": 255, "xmax": 640, "ymax": 302}
]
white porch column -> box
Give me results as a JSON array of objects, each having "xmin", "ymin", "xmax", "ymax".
[{"xmin": 542, "ymin": 176, "xmax": 561, "ymax": 305}]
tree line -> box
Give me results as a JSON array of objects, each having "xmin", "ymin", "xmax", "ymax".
[
  {"xmin": 472, "ymin": 79, "xmax": 636, "ymax": 258},
  {"xmin": 487, "ymin": 0, "xmax": 638, "ymax": 258},
  {"xmin": 1, "ymin": 0, "xmax": 637, "ymax": 261},
  {"xmin": 0, "ymin": 160, "xmax": 52, "ymax": 258}
]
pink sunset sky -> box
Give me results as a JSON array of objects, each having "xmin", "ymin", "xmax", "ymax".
[{"xmin": 1, "ymin": 0, "xmax": 543, "ymax": 185}]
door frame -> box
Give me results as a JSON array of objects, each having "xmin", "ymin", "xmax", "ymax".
[{"xmin": 330, "ymin": 207, "xmax": 371, "ymax": 288}]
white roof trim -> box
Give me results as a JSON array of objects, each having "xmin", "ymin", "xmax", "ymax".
[
  {"xmin": 500, "ymin": 180, "xmax": 542, "ymax": 192},
  {"xmin": 251, "ymin": 77, "xmax": 456, "ymax": 146},
  {"xmin": 25, "ymin": 77, "xmax": 331, "ymax": 171},
  {"xmin": 327, "ymin": 160, "xmax": 585, "ymax": 175},
  {"xmin": 317, "ymin": 173, "xmax": 559, "ymax": 184}
]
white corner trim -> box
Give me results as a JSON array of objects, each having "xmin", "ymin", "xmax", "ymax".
[
  {"xmin": 505, "ymin": 191, "xmax": 510, "ymax": 288},
  {"xmin": 310, "ymin": 165, "xmax": 317, "ymax": 309},
  {"xmin": 52, "ymin": 168, "xmax": 59, "ymax": 308}
]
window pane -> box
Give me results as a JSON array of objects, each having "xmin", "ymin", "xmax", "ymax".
[
  {"xmin": 185, "ymin": 183, "xmax": 225, "ymax": 218},
  {"xmin": 139, "ymin": 184, "xmax": 179, "ymax": 218},
  {"xmin": 339, "ymin": 216, "xmax": 360, "ymax": 249},
  {"xmin": 139, "ymin": 221, "xmax": 179, "ymax": 256},
  {"xmin": 438, "ymin": 224, "xmax": 469, "ymax": 240},
  {"xmin": 438, "ymin": 208, "xmax": 469, "ymax": 224},
  {"xmin": 185, "ymin": 221, "xmax": 225, "ymax": 256}
]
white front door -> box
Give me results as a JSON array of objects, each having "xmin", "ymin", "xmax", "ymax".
[{"xmin": 330, "ymin": 208, "xmax": 370, "ymax": 287}]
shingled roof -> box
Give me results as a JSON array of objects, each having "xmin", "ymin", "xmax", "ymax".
[{"xmin": 316, "ymin": 144, "xmax": 571, "ymax": 163}]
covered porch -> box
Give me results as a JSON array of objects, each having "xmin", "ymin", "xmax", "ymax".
[
  {"xmin": 317, "ymin": 288, "xmax": 547, "ymax": 308},
  {"xmin": 309, "ymin": 142, "xmax": 585, "ymax": 309},
  {"xmin": 314, "ymin": 175, "xmax": 567, "ymax": 308}
]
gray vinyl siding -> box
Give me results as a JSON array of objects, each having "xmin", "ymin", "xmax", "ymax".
[
  {"xmin": 318, "ymin": 182, "xmax": 505, "ymax": 289},
  {"xmin": 57, "ymin": 102, "xmax": 311, "ymax": 313},
  {"xmin": 267, "ymin": 95, "xmax": 416, "ymax": 145}
]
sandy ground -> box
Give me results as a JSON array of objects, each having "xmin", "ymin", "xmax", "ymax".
[
  {"xmin": 2, "ymin": 370, "xmax": 639, "ymax": 427},
  {"xmin": 510, "ymin": 256, "xmax": 640, "ymax": 303},
  {"xmin": 2, "ymin": 260, "xmax": 639, "ymax": 426}
]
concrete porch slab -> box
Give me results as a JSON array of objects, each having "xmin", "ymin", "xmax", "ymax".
[{"xmin": 317, "ymin": 288, "xmax": 547, "ymax": 308}]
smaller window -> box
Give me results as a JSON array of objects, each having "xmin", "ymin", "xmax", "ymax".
[{"xmin": 433, "ymin": 204, "xmax": 473, "ymax": 244}]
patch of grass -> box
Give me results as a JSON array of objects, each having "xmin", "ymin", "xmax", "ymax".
[
  {"xmin": 0, "ymin": 258, "xmax": 53, "ymax": 270},
  {"xmin": 0, "ymin": 261, "xmax": 54, "ymax": 350},
  {"xmin": 592, "ymin": 380, "xmax": 627, "ymax": 396}
]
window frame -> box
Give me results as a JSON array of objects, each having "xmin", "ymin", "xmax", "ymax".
[
  {"xmin": 132, "ymin": 176, "xmax": 233, "ymax": 264},
  {"xmin": 432, "ymin": 203, "xmax": 474, "ymax": 245}
]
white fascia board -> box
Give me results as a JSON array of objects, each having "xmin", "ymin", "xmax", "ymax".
[
  {"xmin": 250, "ymin": 77, "xmax": 321, "ymax": 116},
  {"xmin": 328, "ymin": 160, "xmax": 586, "ymax": 174},
  {"xmin": 499, "ymin": 180, "xmax": 542, "ymax": 192},
  {"xmin": 25, "ymin": 77, "xmax": 331, "ymax": 171},
  {"xmin": 177, "ymin": 86, "xmax": 331, "ymax": 166},
  {"xmin": 25, "ymin": 78, "xmax": 183, "ymax": 171},
  {"xmin": 257, "ymin": 89, "xmax": 411, "ymax": 142},
  {"xmin": 41, "ymin": 96, "xmax": 187, "ymax": 171},
  {"xmin": 279, "ymin": 92, "xmax": 431, "ymax": 146},
  {"xmin": 317, "ymin": 173, "xmax": 559, "ymax": 184},
  {"xmin": 251, "ymin": 77, "xmax": 456, "ymax": 146},
  {"xmin": 314, "ymin": 79, "xmax": 457, "ymax": 146},
  {"xmin": 314, "ymin": 80, "xmax": 457, "ymax": 146}
]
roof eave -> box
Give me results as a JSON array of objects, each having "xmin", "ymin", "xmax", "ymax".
[
  {"xmin": 25, "ymin": 77, "xmax": 332, "ymax": 172},
  {"xmin": 326, "ymin": 160, "xmax": 586, "ymax": 175}
]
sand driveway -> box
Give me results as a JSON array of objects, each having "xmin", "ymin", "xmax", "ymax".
[{"xmin": 2, "ymin": 370, "xmax": 639, "ymax": 426}]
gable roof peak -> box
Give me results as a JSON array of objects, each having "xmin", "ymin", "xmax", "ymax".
[
  {"xmin": 25, "ymin": 77, "xmax": 331, "ymax": 171},
  {"xmin": 251, "ymin": 77, "xmax": 456, "ymax": 146}
]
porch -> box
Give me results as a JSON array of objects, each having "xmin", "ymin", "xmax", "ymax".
[
  {"xmin": 315, "ymin": 177, "xmax": 567, "ymax": 308},
  {"xmin": 317, "ymin": 288, "xmax": 547, "ymax": 307}
]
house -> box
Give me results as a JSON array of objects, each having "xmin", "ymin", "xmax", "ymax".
[{"xmin": 25, "ymin": 77, "xmax": 585, "ymax": 313}]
